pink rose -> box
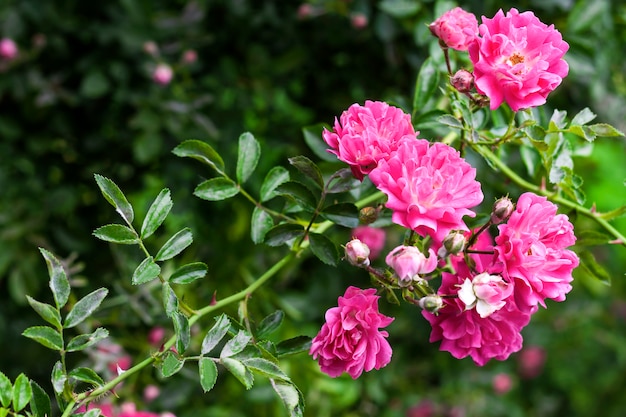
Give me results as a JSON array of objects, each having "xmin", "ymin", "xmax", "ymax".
[
  {"xmin": 429, "ymin": 7, "xmax": 478, "ymax": 51},
  {"xmin": 468, "ymin": 8, "xmax": 569, "ymax": 111},
  {"xmin": 0, "ymin": 38, "xmax": 18, "ymax": 60},
  {"xmin": 457, "ymin": 272, "xmax": 513, "ymax": 318},
  {"xmin": 369, "ymin": 138, "xmax": 483, "ymax": 242},
  {"xmin": 352, "ymin": 226, "xmax": 386, "ymax": 259},
  {"xmin": 323, "ymin": 100, "xmax": 416, "ymax": 180},
  {"xmin": 309, "ymin": 286, "xmax": 394, "ymax": 379},
  {"xmin": 152, "ymin": 63, "xmax": 173, "ymax": 86},
  {"xmin": 385, "ymin": 245, "xmax": 437, "ymax": 286},
  {"xmin": 494, "ymin": 192, "xmax": 578, "ymax": 311}
]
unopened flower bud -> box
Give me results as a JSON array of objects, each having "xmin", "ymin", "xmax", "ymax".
[
  {"xmin": 0, "ymin": 38, "xmax": 18, "ymax": 61},
  {"xmin": 152, "ymin": 63, "xmax": 173, "ymax": 86},
  {"xmin": 438, "ymin": 230, "xmax": 466, "ymax": 258},
  {"xmin": 345, "ymin": 238, "xmax": 370, "ymax": 267},
  {"xmin": 359, "ymin": 206, "xmax": 379, "ymax": 224},
  {"xmin": 491, "ymin": 196, "xmax": 515, "ymax": 224},
  {"xmin": 351, "ymin": 13, "xmax": 368, "ymax": 29},
  {"xmin": 386, "ymin": 245, "xmax": 437, "ymax": 286},
  {"xmin": 182, "ymin": 49, "xmax": 197, "ymax": 64},
  {"xmin": 451, "ymin": 69, "xmax": 474, "ymax": 93},
  {"xmin": 418, "ymin": 295, "xmax": 444, "ymax": 313},
  {"xmin": 143, "ymin": 41, "xmax": 159, "ymax": 56}
]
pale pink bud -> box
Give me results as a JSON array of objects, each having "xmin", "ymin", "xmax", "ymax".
[
  {"xmin": 345, "ymin": 238, "xmax": 370, "ymax": 267},
  {"xmin": 352, "ymin": 226, "xmax": 385, "ymax": 260},
  {"xmin": 0, "ymin": 38, "xmax": 18, "ymax": 60},
  {"xmin": 418, "ymin": 295, "xmax": 444, "ymax": 313},
  {"xmin": 451, "ymin": 69, "xmax": 474, "ymax": 93},
  {"xmin": 182, "ymin": 49, "xmax": 197, "ymax": 64},
  {"xmin": 148, "ymin": 326, "xmax": 166, "ymax": 346},
  {"xmin": 491, "ymin": 196, "xmax": 514, "ymax": 224},
  {"xmin": 518, "ymin": 346, "xmax": 546, "ymax": 379},
  {"xmin": 437, "ymin": 230, "xmax": 466, "ymax": 258},
  {"xmin": 144, "ymin": 384, "xmax": 160, "ymax": 402},
  {"xmin": 386, "ymin": 245, "xmax": 437, "ymax": 286},
  {"xmin": 492, "ymin": 373, "xmax": 513, "ymax": 395},
  {"xmin": 457, "ymin": 272, "xmax": 512, "ymax": 318},
  {"xmin": 143, "ymin": 41, "xmax": 159, "ymax": 56},
  {"xmin": 152, "ymin": 63, "xmax": 173, "ymax": 86},
  {"xmin": 351, "ymin": 13, "xmax": 368, "ymax": 29}
]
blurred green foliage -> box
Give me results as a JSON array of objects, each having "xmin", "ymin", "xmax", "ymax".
[{"xmin": 0, "ymin": 0, "xmax": 625, "ymax": 416}]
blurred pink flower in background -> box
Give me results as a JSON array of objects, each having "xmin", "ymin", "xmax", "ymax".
[
  {"xmin": 429, "ymin": 7, "xmax": 478, "ymax": 51},
  {"xmin": 182, "ymin": 49, "xmax": 197, "ymax": 64},
  {"xmin": 468, "ymin": 8, "xmax": 569, "ymax": 111},
  {"xmin": 152, "ymin": 63, "xmax": 173, "ymax": 86},
  {"xmin": 492, "ymin": 372, "xmax": 513, "ymax": 395},
  {"xmin": 148, "ymin": 326, "xmax": 166, "ymax": 347},
  {"xmin": 143, "ymin": 385, "xmax": 160, "ymax": 402},
  {"xmin": 517, "ymin": 345, "xmax": 546, "ymax": 379},
  {"xmin": 350, "ymin": 13, "xmax": 368, "ymax": 29},
  {"xmin": 352, "ymin": 226, "xmax": 385, "ymax": 260},
  {"xmin": 0, "ymin": 38, "xmax": 18, "ymax": 60},
  {"xmin": 310, "ymin": 286, "xmax": 394, "ymax": 379}
]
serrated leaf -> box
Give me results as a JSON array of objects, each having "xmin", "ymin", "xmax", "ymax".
[
  {"xmin": 162, "ymin": 283, "xmax": 179, "ymax": 318},
  {"xmin": 155, "ymin": 228, "xmax": 193, "ymax": 261},
  {"xmin": 589, "ymin": 123, "xmax": 625, "ymax": 138},
  {"xmin": 325, "ymin": 168, "xmax": 360, "ymax": 194},
  {"xmin": 29, "ymin": 380, "xmax": 51, "ymax": 417},
  {"xmin": 0, "ymin": 372, "xmax": 11, "ymax": 407},
  {"xmin": 22, "ymin": 326, "xmax": 63, "ymax": 351},
  {"xmin": 64, "ymin": 288, "xmax": 108, "ymax": 328},
  {"xmin": 260, "ymin": 166, "xmax": 290, "ymax": 202},
  {"xmin": 274, "ymin": 182, "xmax": 317, "ymax": 210},
  {"xmin": 160, "ymin": 351, "xmax": 185, "ymax": 377},
  {"xmin": 244, "ymin": 358, "xmax": 290, "ymax": 381},
  {"xmin": 308, "ymin": 232, "xmax": 339, "ymax": 266},
  {"xmin": 194, "ymin": 178, "xmax": 240, "ymax": 201},
  {"xmin": 574, "ymin": 230, "xmax": 611, "ymax": 247},
  {"xmin": 302, "ymin": 124, "xmax": 337, "ymax": 163},
  {"xmin": 256, "ymin": 310, "xmax": 284, "ymax": 339},
  {"xmin": 40, "ymin": 248, "xmax": 70, "ymax": 310},
  {"xmin": 51, "ymin": 361, "xmax": 65, "ymax": 394},
  {"xmin": 26, "ymin": 296, "xmax": 62, "ymax": 329},
  {"xmin": 66, "ymin": 328, "xmax": 109, "ymax": 352},
  {"xmin": 321, "ymin": 203, "xmax": 360, "ymax": 228},
  {"xmin": 270, "ymin": 380, "xmax": 304, "ymax": 417},
  {"xmin": 172, "ymin": 311, "xmax": 190, "ymax": 354},
  {"xmin": 437, "ymin": 114, "xmax": 464, "ymax": 129},
  {"xmin": 251, "ymin": 207, "xmax": 274, "ymax": 244},
  {"xmin": 263, "ymin": 224, "xmax": 305, "ymax": 247},
  {"xmin": 236, "ymin": 132, "xmax": 261, "ymax": 184},
  {"xmin": 578, "ymin": 250, "xmax": 611, "ymax": 286},
  {"xmin": 221, "ymin": 330, "xmax": 253, "ymax": 358},
  {"xmin": 221, "ymin": 358, "xmax": 253, "ymax": 390},
  {"xmin": 141, "ymin": 189, "xmax": 173, "ymax": 239},
  {"xmin": 132, "ymin": 257, "xmax": 161, "ymax": 285},
  {"xmin": 169, "ymin": 262, "xmax": 208, "ymax": 285},
  {"xmin": 202, "ymin": 314, "xmax": 231, "ymax": 355},
  {"xmin": 172, "ymin": 139, "xmax": 225, "ymax": 174},
  {"xmin": 413, "ymin": 57, "xmax": 439, "ymax": 112},
  {"xmin": 68, "ymin": 368, "xmax": 105, "ymax": 387},
  {"xmin": 288, "ymin": 156, "xmax": 324, "ymax": 189},
  {"xmin": 92, "ymin": 224, "xmax": 139, "ymax": 244},
  {"xmin": 571, "ymin": 107, "xmax": 596, "ymax": 126},
  {"xmin": 199, "ymin": 358, "xmax": 218, "ymax": 393},
  {"xmin": 275, "ymin": 336, "xmax": 312, "ymax": 357},
  {"xmin": 94, "ymin": 174, "xmax": 134, "ymax": 225},
  {"xmin": 12, "ymin": 374, "xmax": 31, "ymax": 412}
]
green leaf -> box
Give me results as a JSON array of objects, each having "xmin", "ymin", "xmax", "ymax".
[
  {"xmin": 162, "ymin": 283, "xmax": 179, "ymax": 318},
  {"xmin": 274, "ymin": 182, "xmax": 317, "ymax": 210},
  {"xmin": 244, "ymin": 358, "xmax": 289, "ymax": 381},
  {"xmin": 308, "ymin": 232, "xmax": 339, "ymax": 266},
  {"xmin": 275, "ymin": 336, "xmax": 312, "ymax": 357},
  {"xmin": 0, "ymin": 372, "xmax": 11, "ymax": 407},
  {"xmin": 68, "ymin": 367, "xmax": 105, "ymax": 387},
  {"xmin": 94, "ymin": 174, "xmax": 134, "ymax": 225},
  {"xmin": 251, "ymin": 207, "xmax": 274, "ymax": 244},
  {"xmin": 160, "ymin": 351, "xmax": 185, "ymax": 377},
  {"xmin": 141, "ymin": 189, "xmax": 173, "ymax": 239},
  {"xmin": 172, "ymin": 311, "xmax": 190, "ymax": 354},
  {"xmin": 173, "ymin": 139, "xmax": 226, "ymax": 174},
  {"xmin": 256, "ymin": 310, "xmax": 284, "ymax": 339},
  {"xmin": 202, "ymin": 314, "xmax": 231, "ymax": 355},
  {"xmin": 598, "ymin": 205, "xmax": 626, "ymax": 221},
  {"xmin": 302, "ymin": 124, "xmax": 337, "ymax": 163},
  {"xmin": 51, "ymin": 361, "xmax": 65, "ymax": 395},
  {"xmin": 26, "ymin": 296, "xmax": 62, "ymax": 329},
  {"xmin": 29, "ymin": 380, "xmax": 51, "ymax": 417},
  {"xmin": 589, "ymin": 123, "xmax": 625, "ymax": 138},
  {"xmin": 80, "ymin": 71, "xmax": 110, "ymax": 98},
  {"xmin": 22, "ymin": 326, "xmax": 63, "ymax": 351},
  {"xmin": 12, "ymin": 374, "xmax": 31, "ymax": 413},
  {"xmin": 66, "ymin": 328, "xmax": 109, "ymax": 352},
  {"xmin": 220, "ymin": 358, "xmax": 253, "ymax": 389},
  {"xmin": 84, "ymin": 409, "xmax": 104, "ymax": 417},
  {"xmin": 437, "ymin": 114, "xmax": 464, "ymax": 129},
  {"xmin": 155, "ymin": 228, "xmax": 193, "ymax": 261},
  {"xmin": 260, "ymin": 166, "xmax": 290, "ymax": 202},
  {"xmin": 270, "ymin": 380, "xmax": 304, "ymax": 417},
  {"xmin": 236, "ymin": 132, "xmax": 261, "ymax": 184},
  {"xmin": 0, "ymin": 407, "xmax": 9, "ymax": 417},
  {"xmin": 288, "ymin": 156, "xmax": 324, "ymax": 189},
  {"xmin": 321, "ymin": 203, "xmax": 360, "ymax": 228},
  {"xmin": 132, "ymin": 257, "xmax": 161, "ymax": 285},
  {"xmin": 169, "ymin": 262, "xmax": 208, "ymax": 285},
  {"xmin": 194, "ymin": 178, "xmax": 240, "ymax": 201},
  {"xmin": 64, "ymin": 288, "xmax": 108, "ymax": 328},
  {"xmin": 571, "ymin": 107, "xmax": 596, "ymax": 126},
  {"xmin": 199, "ymin": 358, "xmax": 218, "ymax": 393},
  {"xmin": 40, "ymin": 248, "xmax": 70, "ymax": 309},
  {"xmin": 413, "ymin": 57, "xmax": 440, "ymax": 112},
  {"xmin": 325, "ymin": 168, "xmax": 359, "ymax": 194},
  {"xmin": 519, "ymin": 145, "xmax": 541, "ymax": 178},
  {"xmin": 379, "ymin": 0, "xmax": 420, "ymax": 18},
  {"xmin": 92, "ymin": 224, "xmax": 139, "ymax": 244},
  {"xmin": 264, "ymin": 224, "xmax": 305, "ymax": 247},
  {"xmin": 578, "ymin": 250, "xmax": 611, "ymax": 286},
  {"xmin": 221, "ymin": 330, "xmax": 253, "ymax": 358},
  {"xmin": 574, "ymin": 230, "xmax": 611, "ymax": 247}
]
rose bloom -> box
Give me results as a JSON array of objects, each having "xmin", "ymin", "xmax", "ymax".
[
  {"xmin": 429, "ymin": 7, "xmax": 478, "ymax": 51},
  {"xmin": 457, "ymin": 272, "xmax": 513, "ymax": 318},
  {"xmin": 0, "ymin": 38, "xmax": 18, "ymax": 60},
  {"xmin": 352, "ymin": 225, "xmax": 386, "ymax": 259},
  {"xmin": 152, "ymin": 63, "xmax": 173, "ymax": 86},
  {"xmin": 323, "ymin": 100, "xmax": 416, "ymax": 180},
  {"xmin": 494, "ymin": 192, "xmax": 578, "ymax": 311},
  {"xmin": 468, "ymin": 8, "xmax": 569, "ymax": 111},
  {"xmin": 369, "ymin": 137, "xmax": 483, "ymax": 242},
  {"xmin": 385, "ymin": 245, "xmax": 437, "ymax": 285},
  {"xmin": 309, "ymin": 286, "xmax": 394, "ymax": 379}
]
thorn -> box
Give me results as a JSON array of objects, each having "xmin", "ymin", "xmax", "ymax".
[{"xmin": 210, "ymin": 290, "xmax": 218, "ymax": 306}]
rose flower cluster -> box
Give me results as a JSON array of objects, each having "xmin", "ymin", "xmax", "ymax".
[{"xmin": 309, "ymin": 7, "xmax": 578, "ymax": 378}]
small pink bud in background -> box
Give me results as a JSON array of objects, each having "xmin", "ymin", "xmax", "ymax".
[
  {"xmin": 32, "ymin": 33, "xmax": 46, "ymax": 49},
  {"xmin": 143, "ymin": 41, "xmax": 159, "ymax": 56},
  {"xmin": 518, "ymin": 345, "xmax": 546, "ymax": 379},
  {"xmin": 492, "ymin": 372, "xmax": 513, "ymax": 395},
  {"xmin": 144, "ymin": 384, "xmax": 160, "ymax": 402},
  {"xmin": 451, "ymin": 69, "xmax": 474, "ymax": 93},
  {"xmin": 352, "ymin": 226, "xmax": 385, "ymax": 260},
  {"xmin": 0, "ymin": 38, "xmax": 18, "ymax": 61},
  {"xmin": 386, "ymin": 245, "xmax": 437, "ymax": 286},
  {"xmin": 108, "ymin": 355, "xmax": 132, "ymax": 374},
  {"xmin": 160, "ymin": 413, "xmax": 177, "ymax": 417},
  {"xmin": 350, "ymin": 13, "xmax": 368, "ymax": 29},
  {"xmin": 406, "ymin": 400, "xmax": 436, "ymax": 417},
  {"xmin": 438, "ymin": 230, "xmax": 466, "ymax": 258},
  {"xmin": 491, "ymin": 196, "xmax": 514, "ymax": 224},
  {"xmin": 297, "ymin": 3, "xmax": 314, "ymax": 19},
  {"xmin": 345, "ymin": 238, "xmax": 371, "ymax": 267},
  {"xmin": 148, "ymin": 326, "xmax": 166, "ymax": 347},
  {"xmin": 182, "ymin": 49, "xmax": 197, "ymax": 64},
  {"xmin": 418, "ymin": 295, "xmax": 444, "ymax": 313},
  {"xmin": 152, "ymin": 63, "xmax": 173, "ymax": 86}
]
